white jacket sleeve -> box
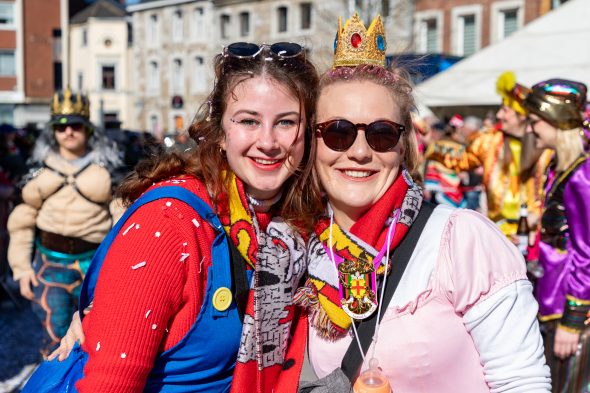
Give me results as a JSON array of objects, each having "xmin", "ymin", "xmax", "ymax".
[{"xmin": 463, "ymin": 280, "xmax": 551, "ymax": 392}]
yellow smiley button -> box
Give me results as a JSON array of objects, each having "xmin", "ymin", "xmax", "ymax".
[{"xmin": 212, "ymin": 287, "xmax": 232, "ymax": 311}]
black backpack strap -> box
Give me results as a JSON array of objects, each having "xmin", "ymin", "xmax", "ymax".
[
  {"xmin": 341, "ymin": 202, "xmax": 436, "ymax": 382},
  {"xmin": 227, "ymin": 239, "xmax": 249, "ymax": 322}
]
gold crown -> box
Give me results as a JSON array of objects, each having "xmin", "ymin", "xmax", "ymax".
[
  {"xmin": 51, "ymin": 87, "xmax": 90, "ymax": 118},
  {"xmin": 332, "ymin": 13, "xmax": 387, "ymax": 69}
]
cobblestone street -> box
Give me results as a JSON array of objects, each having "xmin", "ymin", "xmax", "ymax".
[{"xmin": 0, "ymin": 280, "xmax": 43, "ymax": 393}]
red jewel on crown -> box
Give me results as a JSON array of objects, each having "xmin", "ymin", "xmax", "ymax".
[{"xmin": 351, "ymin": 32, "xmax": 362, "ymax": 48}]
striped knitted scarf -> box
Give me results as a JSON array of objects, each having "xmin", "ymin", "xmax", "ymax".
[
  {"xmin": 217, "ymin": 173, "xmax": 308, "ymax": 393},
  {"xmin": 295, "ymin": 170, "xmax": 423, "ymax": 339}
]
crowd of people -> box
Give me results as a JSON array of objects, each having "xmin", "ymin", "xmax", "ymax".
[{"xmin": 1, "ymin": 10, "xmax": 589, "ymax": 393}]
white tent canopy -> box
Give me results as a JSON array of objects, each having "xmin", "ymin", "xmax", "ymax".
[{"xmin": 415, "ymin": 0, "xmax": 590, "ymax": 108}]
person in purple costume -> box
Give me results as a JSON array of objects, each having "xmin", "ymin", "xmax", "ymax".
[{"xmin": 524, "ymin": 78, "xmax": 590, "ymax": 392}]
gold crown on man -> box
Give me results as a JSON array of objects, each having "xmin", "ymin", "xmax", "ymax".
[
  {"xmin": 332, "ymin": 13, "xmax": 387, "ymax": 69},
  {"xmin": 51, "ymin": 86, "xmax": 90, "ymax": 119}
]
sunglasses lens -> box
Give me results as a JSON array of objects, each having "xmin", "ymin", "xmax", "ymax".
[
  {"xmin": 321, "ymin": 120, "xmax": 357, "ymax": 151},
  {"xmin": 227, "ymin": 42, "xmax": 260, "ymax": 57},
  {"xmin": 270, "ymin": 42, "xmax": 303, "ymax": 57},
  {"xmin": 366, "ymin": 121, "xmax": 402, "ymax": 152}
]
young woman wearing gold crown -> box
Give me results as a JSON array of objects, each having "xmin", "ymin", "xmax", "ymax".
[
  {"xmin": 6, "ymin": 88, "xmax": 124, "ymax": 355},
  {"xmin": 296, "ymin": 14, "xmax": 551, "ymax": 392},
  {"xmin": 425, "ymin": 71, "xmax": 553, "ymax": 244}
]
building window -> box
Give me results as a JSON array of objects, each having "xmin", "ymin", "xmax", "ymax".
[
  {"xmin": 193, "ymin": 7, "xmax": 204, "ymax": 40},
  {"xmin": 552, "ymin": 0, "xmax": 570, "ymax": 8},
  {"xmin": 220, "ymin": 14, "xmax": 230, "ymax": 39},
  {"xmin": 461, "ymin": 14, "xmax": 476, "ymax": 56},
  {"xmin": 148, "ymin": 14, "xmax": 159, "ymax": 45},
  {"xmin": 149, "ymin": 114, "xmax": 159, "ymax": 134},
  {"xmin": 172, "ymin": 58, "xmax": 183, "ymax": 95},
  {"xmin": 149, "ymin": 61, "xmax": 160, "ymax": 91},
  {"xmin": 173, "ymin": 10, "xmax": 183, "ymax": 41},
  {"xmin": 277, "ymin": 7, "xmax": 288, "ymax": 33},
  {"xmin": 174, "ymin": 115, "xmax": 184, "ymax": 132},
  {"xmin": 0, "ymin": 106, "xmax": 12, "ymax": 124},
  {"xmin": 502, "ymin": 9, "xmax": 518, "ymax": 38},
  {"xmin": 81, "ymin": 28, "xmax": 87, "ymax": 47},
  {"xmin": 192, "ymin": 56, "xmax": 206, "ymax": 93},
  {"xmin": 423, "ymin": 18, "xmax": 438, "ymax": 52},
  {"xmin": 77, "ymin": 72, "xmax": 83, "ymax": 90},
  {"xmin": 0, "ymin": 3, "xmax": 14, "ymax": 27},
  {"xmin": 0, "ymin": 51, "xmax": 15, "ymax": 76},
  {"xmin": 491, "ymin": 1, "xmax": 523, "ymax": 43},
  {"xmin": 381, "ymin": 0, "xmax": 390, "ymax": 18},
  {"xmin": 102, "ymin": 65, "xmax": 115, "ymax": 90},
  {"xmin": 300, "ymin": 3, "xmax": 312, "ymax": 30},
  {"xmin": 239, "ymin": 12, "xmax": 250, "ymax": 37},
  {"xmin": 52, "ymin": 29, "xmax": 62, "ymax": 61},
  {"xmin": 52, "ymin": 29, "xmax": 62, "ymax": 90}
]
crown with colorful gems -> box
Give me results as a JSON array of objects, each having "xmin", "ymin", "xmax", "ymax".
[
  {"xmin": 332, "ymin": 13, "xmax": 386, "ymax": 69},
  {"xmin": 51, "ymin": 87, "xmax": 90, "ymax": 119}
]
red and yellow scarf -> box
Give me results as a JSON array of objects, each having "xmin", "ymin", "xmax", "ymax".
[
  {"xmin": 296, "ymin": 171, "xmax": 423, "ymax": 339},
  {"xmin": 218, "ymin": 173, "xmax": 307, "ymax": 393}
]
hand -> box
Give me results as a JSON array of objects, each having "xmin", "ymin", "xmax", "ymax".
[
  {"xmin": 47, "ymin": 311, "xmax": 85, "ymax": 361},
  {"xmin": 508, "ymin": 234, "xmax": 519, "ymax": 246},
  {"xmin": 18, "ymin": 271, "xmax": 39, "ymax": 300},
  {"xmin": 554, "ymin": 325, "xmax": 581, "ymax": 359}
]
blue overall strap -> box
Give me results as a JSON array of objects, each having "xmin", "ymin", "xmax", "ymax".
[{"xmin": 79, "ymin": 186, "xmax": 233, "ymax": 318}]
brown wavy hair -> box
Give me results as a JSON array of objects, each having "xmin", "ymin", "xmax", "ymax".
[{"xmin": 118, "ymin": 46, "xmax": 323, "ymax": 231}]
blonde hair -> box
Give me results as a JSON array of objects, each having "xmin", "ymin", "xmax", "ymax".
[{"xmin": 555, "ymin": 128, "xmax": 585, "ymax": 171}]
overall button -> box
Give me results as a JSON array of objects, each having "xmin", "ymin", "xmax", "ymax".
[{"xmin": 213, "ymin": 287, "xmax": 232, "ymax": 311}]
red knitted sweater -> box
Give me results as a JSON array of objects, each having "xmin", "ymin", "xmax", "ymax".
[{"xmin": 77, "ymin": 177, "xmax": 271, "ymax": 392}]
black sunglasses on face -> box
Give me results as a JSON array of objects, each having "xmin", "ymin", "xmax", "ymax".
[
  {"xmin": 54, "ymin": 123, "xmax": 84, "ymax": 133},
  {"xmin": 316, "ymin": 119, "xmax": 406, "ymax": 153},
  {"xmin": 224, "ymin": 42, "xmax": 304, "ymax": 59}
]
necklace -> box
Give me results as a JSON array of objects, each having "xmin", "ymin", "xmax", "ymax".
[
  {"xmin": 328, "ymin": 207, "xmax": 400, "ymax": 321},
  {"xmin": 328, "ymin": 206, "xmax": 398, "ymax": 392}
]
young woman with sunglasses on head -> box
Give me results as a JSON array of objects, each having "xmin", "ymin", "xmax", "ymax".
[
  {"xmin": 6, "ymin": 88, "xmax": 123, "ymax": 356},
  {"xmin": 36, "ymin": 42, "xmax": 320, "ymax": 393},
  {"xmin": 523, "ymin": 79, "xmax": 590, "ymax": 392},
  {"xmin": 295, "ymin": 14, "xmax": 551, "ymax": 392}
]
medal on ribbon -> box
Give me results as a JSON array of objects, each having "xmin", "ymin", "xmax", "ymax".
[{"xmin": 338, "ymin": 257, "xmax": 377, "ymax": 320}]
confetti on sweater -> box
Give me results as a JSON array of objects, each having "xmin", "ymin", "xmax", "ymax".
[
  {"xmin": 182, "ymin": 242, "xmax": 187, "ymax": 246},
  {"xmin": 135, "ymin": 224, "xmax": 140, "ymax": 229},
  {"xmin": 192, "ymin": 218, "xmax": 200, "ymax": 228},
  {"xmin": 155, "ymin": 232, "xmax": 161, "ymax": 238},
  {"xmin": 145, "ymin": 310, "xmax": 151, "ymax": 318},
  {"xmin": 96, "ymin": 342, "xmax": 101, "ymax": 351},
  {"xmin": 166, "ymin": 201, "xmax": 172, "ymax": 207},
  {"xmin": 122, "ymin": 222, "xmax": 135, "ymax": 236},
  {"xmin": 131, "ymin": 261, "xmax": 147, "ymax": 270},
  {"xmin": 179, "ymin": 253, "xmax": 190, "ymax": 262},
  {"xmin": 121, "ymin": 353, "xmax": 127, "ymax": 359},
  {"xmin": 152, "ymin": 324, "xmax": 157, "ymax": 330}
]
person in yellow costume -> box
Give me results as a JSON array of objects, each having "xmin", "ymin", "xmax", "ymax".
[{"xmin": 425, "ymin": 72, "xmax": 553, "ymax": 238}]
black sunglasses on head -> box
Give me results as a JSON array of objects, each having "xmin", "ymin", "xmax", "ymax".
[
  {"xmin": 224, "ymin": 42, "xmax": 304, "ymax": 59},
  {"xmin": 316, "ymin": 119, "xmax": 406, "ymax": 153}
]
